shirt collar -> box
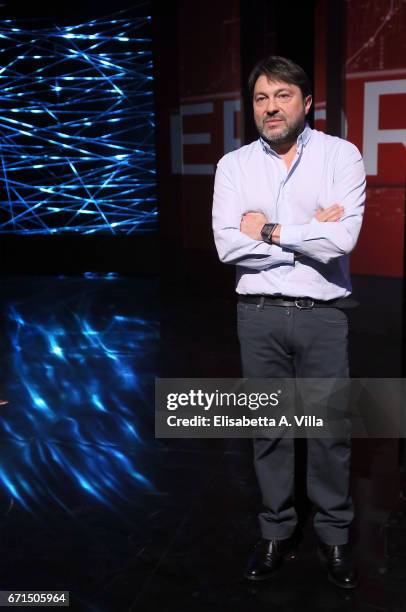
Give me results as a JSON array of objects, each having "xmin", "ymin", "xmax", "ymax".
[{"xmin": 260, "ymin": 123, "xmax": 312, "ymax": 156}]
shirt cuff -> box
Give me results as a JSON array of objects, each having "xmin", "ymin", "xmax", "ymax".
[{"xmin": 279, "ymin": 224, "xmax": 306, "ymax": 250}]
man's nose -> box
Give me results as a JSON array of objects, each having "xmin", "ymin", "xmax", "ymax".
[{"xmin": 265, "ymin": 97, "xmax": 279, "ymax": 114}]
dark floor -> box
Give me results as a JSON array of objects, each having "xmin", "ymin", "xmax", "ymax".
[{"xmin": 0, "ymin": 274, "xmax": 405, "ymax": 611}]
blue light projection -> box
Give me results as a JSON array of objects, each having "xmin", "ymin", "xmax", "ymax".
[
  {"xmin": 0, "ymin": 278, "xmax": 158, "ymax": 509},
  {"xmin": 0, "ymin": 8, "xmax": 156, "ymax": 234}
]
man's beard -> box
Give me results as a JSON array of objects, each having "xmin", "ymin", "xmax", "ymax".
[{"xmin": 257, "ymin": 116, "xmax": 304, "ymax": 147}]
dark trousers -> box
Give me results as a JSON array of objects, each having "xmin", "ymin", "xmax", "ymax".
[{"xmin": 237, "ymin": 301, "xmax": 353, "ymax": 545}]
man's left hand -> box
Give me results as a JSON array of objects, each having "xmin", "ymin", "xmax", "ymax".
[{"xmin": 240, "ymin": 212, "xmax": 268, "ymax": 240}]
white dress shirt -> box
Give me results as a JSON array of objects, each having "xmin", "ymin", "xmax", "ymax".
[{"xmin": 212, "ymin": 125, "xmax": 366, "ymax": 300}]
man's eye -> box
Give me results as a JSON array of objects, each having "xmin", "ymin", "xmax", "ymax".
[
  {"xmin": 256, "ymin": 96, "xmax": 266, "ymax": 102},
  {"xmin": 277, "ymin": 93, "xmax": 291, "ymax": 100}
]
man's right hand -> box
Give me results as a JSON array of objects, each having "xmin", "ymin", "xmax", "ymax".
[{"xmin": 315, "ymin": 204, "xmax": 344, "ymax": 222}]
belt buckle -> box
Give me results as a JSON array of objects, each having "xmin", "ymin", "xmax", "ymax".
[{"xmin": 294, "ymin": 298, "xmax": 314, "ymax": 309}]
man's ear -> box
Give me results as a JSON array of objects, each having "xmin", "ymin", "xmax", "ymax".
[{"xmin": 304, "ymin": 95, "xmax": 312, "ymax": 115}]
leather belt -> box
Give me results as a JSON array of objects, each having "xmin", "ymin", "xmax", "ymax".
[{"xmin": 238, "ymin": 295, "xmax": 357, "ymax": 309}]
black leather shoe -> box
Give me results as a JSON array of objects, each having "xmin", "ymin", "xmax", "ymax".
[
  {"xmin": 244, "ymin": 536, "xmax": 298, "ymax": 581},
  {"xmin": 318, "ymin": 542, "xmax": 359, "ymax": 589}
]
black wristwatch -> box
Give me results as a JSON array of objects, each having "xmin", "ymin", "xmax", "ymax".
[{"xmin": 261, "ymin": 223, "xmax": 278, "ymax": 244}]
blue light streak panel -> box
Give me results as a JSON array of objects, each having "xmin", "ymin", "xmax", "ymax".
[
  {"xmin": 0, "ymin": 279, "xmax": 159, "ymax": 509},
  {"xmin": 0, "ymin": 9, "xmax": 157, "ymax": 234}
]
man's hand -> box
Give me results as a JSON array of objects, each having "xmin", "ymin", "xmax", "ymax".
[
  {"xmin": 240, "ymin": 212, "xmax": 268, "ymax": 240},
  {"xmin": 315, "ymin": 204, "xmax": 344, "ymax": 222},
  {"xmin": 292, "ymin": 204, "xmax": 344, "ymax": 260}
]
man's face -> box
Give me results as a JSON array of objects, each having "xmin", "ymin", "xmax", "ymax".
[{"xmin": 253, "ymin": 75, "xmax": 312, "ymax": 147}]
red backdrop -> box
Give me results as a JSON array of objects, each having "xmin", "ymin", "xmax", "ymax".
[
  {"xmin": 315, "ymin": 0, "xmax": 406, "ymax": 277},
  {"xmin": 167, "ymin": 0, "xmax": 406, "ymax": 277}
]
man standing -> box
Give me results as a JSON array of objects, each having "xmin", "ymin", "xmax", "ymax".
[{"xmin": 212, "ymin": 56, "xmax": 365, "ymax": 588}]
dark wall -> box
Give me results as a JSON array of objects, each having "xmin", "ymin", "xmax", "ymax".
[{"xmin": 240, "ymin": 0, "xmax": 316, "ymax": 143}]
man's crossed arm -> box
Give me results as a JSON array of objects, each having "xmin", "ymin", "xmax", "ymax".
[
  {"xmin": 240, "ymin": 204, "xmax": 345, "ymax": 243},
  {"xmin": 212, "ymin": 143, "xmax": 365, "ymax": 268}
]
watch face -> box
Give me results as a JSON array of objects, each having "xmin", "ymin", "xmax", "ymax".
[{"xmin": 261, "ymin": 224, "xmax": 273, "ymax": 241}]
